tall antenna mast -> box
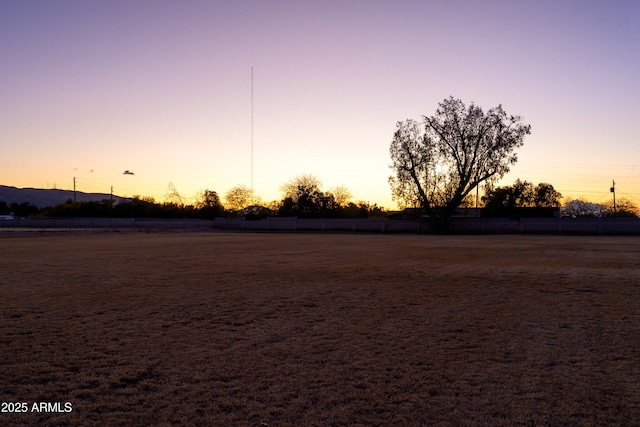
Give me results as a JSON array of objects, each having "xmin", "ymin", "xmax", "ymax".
[{"xmin": 251, "ymin": 66, "xmax": 254, "ymax": 191}]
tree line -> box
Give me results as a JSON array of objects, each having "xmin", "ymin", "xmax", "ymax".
[
  {"xmin": 2, "ymin": 96, "xmax": 637, "ymax": 225},
  {"xmin": 0, "ymin": 178, "xmax": 384, "ymax": 220},
  {"xmin": 2, "ymin": 175, "xmax": 633, "ymax": 221}
]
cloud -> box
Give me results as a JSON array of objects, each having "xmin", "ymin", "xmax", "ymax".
[{"xmin": 123, "ymin": 170, "xmax": 135, "ymax": 175}]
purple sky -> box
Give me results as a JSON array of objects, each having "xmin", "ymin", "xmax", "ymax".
[{"xmin": 1, "ymin": 0, "xmax": 639, "ymax": 208}]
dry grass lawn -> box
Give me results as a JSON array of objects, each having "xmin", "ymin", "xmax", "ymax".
[{"xmin": 1, "ymin": 232, "xmax": 640, "ymax": 426}]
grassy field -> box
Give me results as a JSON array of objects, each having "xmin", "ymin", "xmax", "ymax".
[{"xmin": 1, "ymin": 232, "xmax": 639, "ymax": 426}]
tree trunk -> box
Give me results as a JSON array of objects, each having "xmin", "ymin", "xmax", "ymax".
[{"xmin": 429, "ymin": 207, "xmax": 454, "ymax": 234}]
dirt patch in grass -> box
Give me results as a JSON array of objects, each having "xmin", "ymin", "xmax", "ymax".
[{"xmin": 1, "ymin": 233, "xmax": 640, "ymax": 426}]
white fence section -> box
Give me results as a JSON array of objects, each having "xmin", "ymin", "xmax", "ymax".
[
  {"xmin": 212, "ymin": 217, "xmax": 640, "ymax": 235},
  {"xmin": 1, "ymin": 216, "xmax": 639, "ymax": 234},
  {"xmin": 449, "ymin": 217, "xmax": 640, "ymax": 235},
  {"xmin": 213, "ymin": 217, "xmax": 392, "ymax": 232},
  {"xmin": 0, "ymin": 217, "xmax": 212, "ymax": 230}
]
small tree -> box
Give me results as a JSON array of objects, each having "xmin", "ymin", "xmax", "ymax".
[
  {"xmin": 225, "ymin": 185, "xmax": 260, "ymax": 211},
  {"xmin": 196, "ymin": 189, "xmax": 224, "ymax": 219},
  {"xmin": 482, "ymin": 180, "xmax": 561, "ymax": 217},
  {"xmin": 278, "ymin": 174, "xmax": 340, "ymax": 218},
  {"xmin": 389, "ymin": 97, "xmax": 531, "ymax": 232},
  {"xmin": 164, "ymin": 182, "xmax": 184, "ymax": 206},
  {"xmin": 8, "ymin": 201, "xmax": 40, "ymax": 218},
  {"xmin": 280, "ymin": 174, "xmax": 323, "ymax": 201},
  {"xmin": 483, "ymin": 180, "xmax": 561, "ymax": 209},
  {"xmin": 602, "ymin": 198, "xmax": 639, "ymax": 217},
  {"xmin": 533, "ymin": 183, "xmax": 563, "ymax": 208},
  {"xmin": 342, "ymin": 201, "xmax": 385, "ymax": 218},
  {"xmin": 329, "ymin": 186, "xmax": 352, "ymax": 207},
  {"xmin": 511, "ymin": 179, "xmax": 535, "ymax": 207}
]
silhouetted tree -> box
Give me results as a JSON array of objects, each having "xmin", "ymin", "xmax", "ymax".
[
  {"xmin": 389, "ymin": 97, "xmax": 531, "ymax": 232},
  {"xmin": 339, "ymin": 201, "xmax": 382, "ymax": 218},
  {"xmin": 278, "ymin": 175, "xmax": 342, "ymax": 218},
  {"xmin": 280, "ymin": 174, "xmax": 322, "ymax": 201},
  {"xmin": 330, "ymin": 185, "xmax": 352, "ymax": 207},
  {"xmin": 482, "ymin": 185, "xmax": 512, "ymax": 214},
  {"xmin": 196, "ymin": 189, "xmax": 224, "ymax": 219},
  {"xmin": 8, "ymin": 201, "xmax": 40, "ymax": 217},
  {"xmin": 483, "ymin": 179, "xmax": 533, "ymax": 211},
  {"xmin": 512, "ymin": 179, "xmax": 535, "ymax": 207},
  {"xmin": 602, "ymin": 198, "xmax": 639, "ymax": 217},
  {"xmin": 482, "ymin": 180, "xmax": 561, "ymax": 217},
  {"xmin": 279, "ymin": 189, "xmax": 340, "ymax": 218},
  {"xmin": 225, "ymin": 185, "xmax": 259, "ymax": 211},
  {"xmin": 110, "ymin": 196, "xmax": 163, "ymax": 218},
  {"xmin": 0, "ymin": 200, "xmax": 34, "ymax": 217},
  {"xmin": 164, "ymin": 182, "xmax": 184, "ymax": 206},
  {"xmin": 533, "ymin": 183, "xmax": 563, "ymax": 208},
  {"xmin": 45, "ymin": 200, "xmax": 111, "ymax": 217}
]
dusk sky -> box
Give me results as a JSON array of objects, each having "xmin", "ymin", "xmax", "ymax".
[{"xmin": 2, "ymin": 1, "xmax": 639, "ymax": 208}]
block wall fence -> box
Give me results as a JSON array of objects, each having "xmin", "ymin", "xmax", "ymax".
[{"xmin": 3, "ymin": 217, "xmax": 638, "ymax": 235}]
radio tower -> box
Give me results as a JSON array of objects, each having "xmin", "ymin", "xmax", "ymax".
[{"xmin": 251, "ymin": 66, "xmax": 254, "ymax": 191}]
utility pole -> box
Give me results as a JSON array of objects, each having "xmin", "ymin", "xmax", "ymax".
[
  {"xmin": 110, "ymin": 186, "xmax": 114, "ymax": 208},
  {"xmin": 73, "ymin": 177, "xmax": 77, "ymax": 203},
  {"xmin": 610, "ymin": 180, "xmax": 616, "ymax": 216}
]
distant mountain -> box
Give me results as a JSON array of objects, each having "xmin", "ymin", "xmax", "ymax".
[{"xmin": 0, "ymin": 185, "xmax": 129, "ymax": 208}]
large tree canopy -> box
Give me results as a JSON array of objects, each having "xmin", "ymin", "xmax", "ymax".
[{"xmin": 389, "ymin": 97, "xmax": 531, "ymax": 229}]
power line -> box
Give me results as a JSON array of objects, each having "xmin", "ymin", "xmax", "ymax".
[
  {"xmin": 515, "ymin": 161, "xmax": 639, "ymax": 169},
  {"xmin": 618, "ymin": 190, "xmax": 640, "ymax": 203}
]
